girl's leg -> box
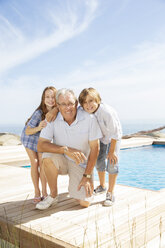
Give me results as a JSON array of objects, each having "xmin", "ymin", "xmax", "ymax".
[
  {"xmin": 25, "ymin": 148, "xmax": 40, "ymax": 198},
  {"xmin": 38, "ymin": 152, "xmax": 48, "ymax": 198}
]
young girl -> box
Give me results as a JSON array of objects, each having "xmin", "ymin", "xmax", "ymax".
[
  {"xmin": 79, "ymin": 88, "xmax": 122, "ymax": 206},
  {"xmin": 21, "ymin": 86, "xmax": 57, "ymax": 203}
]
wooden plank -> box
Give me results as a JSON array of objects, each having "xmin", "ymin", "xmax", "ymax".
[
  {"xmin": 0, "ymin": 217, "xmax": 76, "ymax": 248},
  {"xmin": 1, "ymin": 160, "xmax": 165, "ymax": 247}
]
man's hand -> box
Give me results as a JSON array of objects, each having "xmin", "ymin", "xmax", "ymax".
[
  {"xmin": 78, "ymin": 177, "xmax": 94, "ymax": 197},
  {"xmin": 46, "ymin": 107, "xmax": 58, "ymax": 122},
  {"xmin": 65, "ymin": 148, "xmax": 87, "ymax": 165}
]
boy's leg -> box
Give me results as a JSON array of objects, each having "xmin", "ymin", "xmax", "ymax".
[
  {"xmin": 107, "ymin": 140, "xmax": 120, "ymax": 193},
  {"xmin": 104, "ymin": 141, "xmax": 120, "ymax": 206},
  {"xmin": 103, "ymin": 173, "xmax": 117, "ymax": 206},
  {"xmin": 95, "ymin": 142, "xmax": 107, "ymax": 192},
  {"xmin": 98, "ymin": 171, "xmax": 106, "ymax": 188},
  {"xmin": 108, "ymin": 174, "xmax": 117, "ymax": 194}
]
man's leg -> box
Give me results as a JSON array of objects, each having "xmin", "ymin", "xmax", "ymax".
[
  {"xmin": 68, "ymin": 161, "xmax": 92, "ymax": 208},
  {"xmin": 36, "ymin": 157, "xmax": 59, "ymax": 210},
  {"xmin": 79, "ymin": 200, "xmax": 90, "ymax": 208}
]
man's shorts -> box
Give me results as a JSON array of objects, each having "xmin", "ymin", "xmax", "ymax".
[
  {"xmin": 95, "ymin": 141, "xmax": 121, "ymax": 174},
  {"xmin": 42, "ymin": 153, "xmax": 93, "ymax": 202}
]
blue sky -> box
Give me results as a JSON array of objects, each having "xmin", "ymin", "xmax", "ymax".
[{"xmin": 0, "ymin": 0, "xmax": 165, "ymax": 126}]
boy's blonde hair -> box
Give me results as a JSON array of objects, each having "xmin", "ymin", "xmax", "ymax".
[{"xmin": 78, "ymin": 87, "xmax": 101, "ymax": 106}]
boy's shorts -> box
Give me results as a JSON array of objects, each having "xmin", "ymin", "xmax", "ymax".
[
  {"xmin": 42, "ymin": 153, "xmax": 93, "ymax": 202},
  {"xmin": 96, "ymin": 141, "xmax": 121, "ymax": 174}
]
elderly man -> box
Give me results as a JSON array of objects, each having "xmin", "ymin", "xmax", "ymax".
[{"xmin": 36, "ymin": 88, "xmax": 102, "ymax": 210}]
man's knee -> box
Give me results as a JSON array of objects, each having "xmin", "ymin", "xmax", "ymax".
[{"xmin": 79, "ymin": 200, "xmax": 90, "ymax": 208}]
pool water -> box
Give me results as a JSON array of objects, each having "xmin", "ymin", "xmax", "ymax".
[
  {"xmin": 23, "ymin": 145, "xmax": 165, "ymax": 191},
  {"xmin": 114, "ymin": 145, "xmax": 165, "ymax": 190}
]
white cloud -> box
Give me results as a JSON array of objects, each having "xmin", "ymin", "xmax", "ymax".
[
  {"xmin": 56, "ymin": 41, "xmax": 165, "ymax": 87},
  {"xmin": 1, "ymin": 38, "xmax": 165, "ymax": 124},
  {"xmin": 54, "ymin": 40, "xmax": 165, "ymax": 121},
  {"xmin": 1, "ymin": 0, "xmax": 165, "ymax": 125},
  {"xmin": 0, "ymin": 0, "xmax": 98, "ymax": 76}
]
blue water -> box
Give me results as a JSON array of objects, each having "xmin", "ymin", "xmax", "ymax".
[
  {"xmin": 0, "ymin": 121, "xmax": 165, "ymax": 136},
  {"xmin": 116, "ymin": 145, "xmax": 165, "ymax": 190},
  {"xmin": 23, "ymin": 145, "xmax": 165, "ymax": 191},
  {"xmin": 1, "ymin": 122, "xmax": 164, "ymax": 190}
]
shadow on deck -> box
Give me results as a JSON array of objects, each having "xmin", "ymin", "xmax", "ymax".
[{"xmin": 0, "ymin": 163, "xmax": 165, "ymax": 248}]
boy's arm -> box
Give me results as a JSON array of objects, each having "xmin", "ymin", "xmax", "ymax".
[{"xmin": 107, "ymin": 138, "xmax": 118, "ymax": 165}]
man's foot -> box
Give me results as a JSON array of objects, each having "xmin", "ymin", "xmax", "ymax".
[
  {"xmin": 36, "ymin": 195, "xmax": 58, "ymax": 210},
  {"xmin": 94, "ymin": 185, "xmax": 107, "ymax": 194},
  {"xmin": 103, "ymin": 192, "xmax": 115, "ymax": 206}
]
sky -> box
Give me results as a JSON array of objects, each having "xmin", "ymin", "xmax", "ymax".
[{"xmin": 0, "ymin": 0, "xmax": 165, "ymax": 127}]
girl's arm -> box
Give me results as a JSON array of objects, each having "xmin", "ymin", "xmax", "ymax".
[
  {"xmin": 107, "ymin": 138, "xmax": 118, "ymax": 165},
  {"xmin": 46, "ymin": 107, "xmax": 59, "ymax": 122},
  {"xmin": 25, "ymin": 120, "xmax": 47, "ymax": 135}
]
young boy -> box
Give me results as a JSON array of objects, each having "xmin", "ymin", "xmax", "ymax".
[{"xmin": 79, "ymin": 88, "xmax": 122, "ymax": 206}]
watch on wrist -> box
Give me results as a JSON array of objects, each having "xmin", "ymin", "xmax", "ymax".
[{"xmin": 83, "ymin": 173, "xmax": 92, "ymax": 179}]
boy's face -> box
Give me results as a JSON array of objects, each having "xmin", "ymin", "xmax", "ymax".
[{"xmin": 83, "ymin": 95, "xmax": 99, "ymax": 114}]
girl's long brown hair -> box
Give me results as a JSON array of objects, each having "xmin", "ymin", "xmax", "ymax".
[{"xmin": 25, "ymin": 86, "xmax": 57, "ymax": 125}]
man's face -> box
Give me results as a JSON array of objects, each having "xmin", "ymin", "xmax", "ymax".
[{"xmin": 57, "ymin": 93, "xmax": 77, "ymax": 125}]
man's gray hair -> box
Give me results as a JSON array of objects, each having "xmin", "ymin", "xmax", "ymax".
[{"xmin": 56, "ymin": 88, "xmax": 77, "ymax": 104}]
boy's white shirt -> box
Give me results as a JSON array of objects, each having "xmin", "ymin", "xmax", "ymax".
[{"xmin": 94, "ymin": 102, "xmax": 122, "ymax": 144}]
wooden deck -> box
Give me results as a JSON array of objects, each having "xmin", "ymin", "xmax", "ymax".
[{"xmin": 0, "ymin": 143, "xmax": 165, "ymax": 248}]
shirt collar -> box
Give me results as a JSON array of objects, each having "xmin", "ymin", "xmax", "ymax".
[
  {"xmin": 57, "ymin": 107, "xmax": 85, "ymax": 125},
  {"xmin": 94, "ymin": 103, "xmax": 102, "ymax": 117}
]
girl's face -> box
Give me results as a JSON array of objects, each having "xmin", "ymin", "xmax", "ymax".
[
  {"xmin": 83, "ymin": 95, "xmax": 99, "ymax": 114},
  {"xmin": 44, "ymin": 89, "xmax": 56, "ymax": 109}
]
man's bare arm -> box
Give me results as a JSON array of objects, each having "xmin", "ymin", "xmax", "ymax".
[
  {"xmin": 37, "ymin": 137, "xmax": 87, "ymax": 164},
  {"xmin": 37, "ymin": 137, "xmax": 66, "ymax": 154},
  {"xmin": 78, "ymin": 139, "xmax": 100, "ymax": 197},
  {"xmin": 84, "ymin": 139, "xmax": 100, "ymax": 175}
]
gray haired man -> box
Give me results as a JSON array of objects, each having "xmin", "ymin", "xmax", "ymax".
[{"xmin": 36, "ymin": 88, "xmax": 102, "ymax": 209}]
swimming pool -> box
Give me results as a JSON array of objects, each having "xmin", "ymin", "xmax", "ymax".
[
  {"xmin": 23, "ymin": 144, "xmax": 165, "ymax": 191},
  {"xmin": 116, "ymin": 144, "xmax": 165, "ymax": 191}
]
